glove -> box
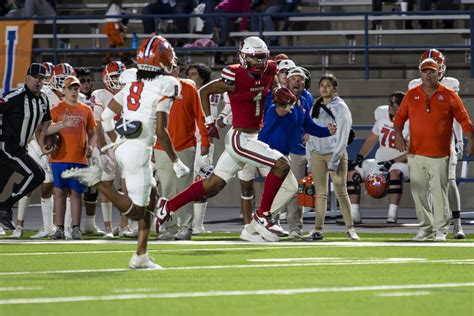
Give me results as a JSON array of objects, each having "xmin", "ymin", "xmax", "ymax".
[
  {"xmin": 173, "ymin": 158, "xmax": 190, "ymax": 178},
  {"xmin": 197, "ymin": 155, "xmax": 214, "ymax": 179},
  {"xmin": 205, "ymin": 116, "xmax": 219, "ymax": 139},
  {"xmin": 455, "ymin": 140, "xmax": 464, "ymax": 160},
  {"xmin": 378, "ymin": 159, "xmax": 395, "ymax": 173},
  {"xmin": 348, "ymin": 154, "xmax": 364, "ymax": 171}
]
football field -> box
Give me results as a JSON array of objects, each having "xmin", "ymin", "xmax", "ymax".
[{"xmin": 0, "ymin": 233, "xmax": 473, "ymax": 316}]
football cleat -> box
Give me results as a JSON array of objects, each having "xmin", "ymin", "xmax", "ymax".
[
  {"xmin": 303, "ymin": 230, "xmax": 324, "ymax": 241},
  {"xmin": 129, "ymin": 253, "xmax": 163, "ymax": 270},
  {"xmin": 0, "ymin": 226, "xmax": 5, "ymax": 236},
  {"xmin": 11, "ymin": 225, "xmax": 23, "ymax": 238},
  {"xmin": 84, "ymin": 225, "xmax": 105, "ymax": 236},
  {"xmin": 252, "ymin": 212, "xmax": 280, "ymax": 242},
  {"xmin": 240, "ymin": 227, "xmax": 266, "ymax": 243},
  {"xmin": 174, "ymin": 227, "xmax": 192, "ymax": 241},
  {"xmin": 155, "ymin": 198, "xmax": 171, "ymax": 226},
  {"xmin": 386, "ymin": 208, "xmax": 398, "ymax": 224},
  {"xmin": 347, "ymin": 228, "xmax": 360, "ymax": 240},
  {"xmin": 71, "ymin": 226, "xmax": 82, "ymax": 240},
  {"xmin": 61, "ymin": 164, "xmax": 102, "ymax": 186},
  {"xmin": 51, "ymin": 227, "xmax": 65, "ymax": 240},
  {"xmin": 453, "ymin": 219, "xmax": 465, "ymax": 239},
  {"xmin": 102, "ymin": 228, "xmax": 115, "ymax": 239}
]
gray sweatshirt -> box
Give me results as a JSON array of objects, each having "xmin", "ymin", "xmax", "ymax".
[{"xmin": 306, "ymin": 95, "xmax": 352, "ymax": 170}]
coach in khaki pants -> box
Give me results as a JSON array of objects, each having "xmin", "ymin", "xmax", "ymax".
[{"xmin": 394, "ymin": 58, "xmax": 474, "ymax": 242}]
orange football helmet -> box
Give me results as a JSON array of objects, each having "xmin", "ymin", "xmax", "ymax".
[
  {"xmin": 136, "ymin": 35, "xmax": 176, "ymax": 73},
  {"xmin": 365, "ymin": 173, "xmax": 389, "ymax": 199},
  {"xmin": 102, "ymin": 61, "xmax": 126, "ymax": 92},
  {"xmin": 51, "ymin": 63, "xmax": 76, "ymax": 93},
  {"xmin": 419, "ymin": 49, "xmax": 446, "ymax": 79},
  {"xmin": 41, "ymin": 62, "xmax": 55, "ymax": 87}
]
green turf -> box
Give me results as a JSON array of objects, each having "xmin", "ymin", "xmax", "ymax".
[{"xmin": 0, "ymin": 235, "xmax": 472, "ymax": 316}]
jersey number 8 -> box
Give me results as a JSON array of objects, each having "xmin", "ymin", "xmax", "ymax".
[{"xmin": 127, "ymin": 82, "xmax": 144, "ymax": 111}]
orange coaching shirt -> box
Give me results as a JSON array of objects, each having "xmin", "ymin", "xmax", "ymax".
[
  {"xmin": 393, "ymin": 83, "xmax": 473, "ymax": 157},
  {"xmin": 154, "ymin": 78, "xmax": 209, "ymax": 151},
  {"xmin": 50, "ymin": 101, "xmax": 96, "ymax": 164}
]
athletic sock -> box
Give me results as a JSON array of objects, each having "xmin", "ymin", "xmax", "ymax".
[
  {"xmin": 257, "ymin": 172, "xmax": 285, "ymax": 216},
  {"xmin": 168, "ymin": 180, "xmax": 206, "ymax": 212}
]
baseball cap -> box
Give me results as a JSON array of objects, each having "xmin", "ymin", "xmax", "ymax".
[
  {"xmin": 63, "ymin": 76, "xmax": 81, "ymax": 88},
  {"xmin": 277, "ymin": 59, "xmax": 296, "ymax": 71},
  {"xmin": 286, "ymin": 66, "xmax": 307, "ymax": 80},
  {"xmin": 274, "ymin": 53, "xmax": 289, "ymax": 63},
  {"xmin": 419, "ymin": 58, "xmax": 439, "ymax": 71},
  {"xmin": 27, "ymin": 63, "xmax": 47, "ymax": 77}
]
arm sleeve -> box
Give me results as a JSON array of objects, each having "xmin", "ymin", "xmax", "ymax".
[{"xmin": 329, "ymin": 105, "xmax": 352, "ymax": 170}]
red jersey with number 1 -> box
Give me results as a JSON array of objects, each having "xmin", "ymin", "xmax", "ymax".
[{"xmin": 221, "ymin": 60, "xmax": 277, "ymax": 129}]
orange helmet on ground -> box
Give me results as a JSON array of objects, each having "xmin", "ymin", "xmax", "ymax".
[
  {"xmin": 419, "ymin": 49, "xmax": 446, "ymax": 79},
  {"xmin": 102, "ymin": 61, "xmax": 126, "ymax": 92},
  {"xmin": 365, "ymin": 173, "xmax": 389, "ymax": 199},
  {"xmin": 136, "ymin": 35, "xmax": 176, "ymax": 74},
  {"xmin": 51, "ymin": 63, "xmax": 76, "ymax": 93}
]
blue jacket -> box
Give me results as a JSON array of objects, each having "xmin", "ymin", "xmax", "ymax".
[
  {"xmin": 290, "ymin": 90, "xmax": 314, "ymax": 155},
  {"xmin": 259, "ymin": 91, "xmax": 329, "ymax": 156}
]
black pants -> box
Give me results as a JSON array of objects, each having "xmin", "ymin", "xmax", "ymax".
[{"xmin": 0, "ymin": 142, "xmax": 45, "ymax": 208}]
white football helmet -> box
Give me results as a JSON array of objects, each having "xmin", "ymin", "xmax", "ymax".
[
  {"xmin": 102, "ymin": 61, "xmax": 126, "ymax": 92},
  {"xmin": 239, "ymin": 36, "xmax": 270, "ymax": 75},
  {"xmin": 51, "ymin": 63, "xmax": 76, "ymax": 93}
]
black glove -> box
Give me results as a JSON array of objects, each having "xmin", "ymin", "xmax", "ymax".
[
  {"xmin": 349, "ymin": 154, "xmax": 364, "ymax": 171},
  {"xmin": 378, "ymin": 159, "xmax": 395, "ymax": 173}
]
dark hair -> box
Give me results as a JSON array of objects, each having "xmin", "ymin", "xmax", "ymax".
[
  {"xmin": 318, "ymin": 73, "xmax": 338, "ymax": 91},
  {"xmin": 107, "ymin": 0, "xmax": 123, "ymax": 9},
  {"xmin": 137, "ymin": 69, "xmax": 163, "ymax": 81},
  {"xmin": 185, "ymin": 63, "xmax": 212, "ymax": 86},
  {"xmin": 311, "ymin": 97, "xmax": 323, "ymax": 119},
  {"xmin": 389, "ymin": 91, "xmax": 405, "ymax": 105},
  {"xmin": 76, "ymin": 68, "xmax": 91, "ymax": 78}
]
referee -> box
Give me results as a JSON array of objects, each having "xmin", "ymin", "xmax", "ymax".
[{"xmin": 0, "ymin": 63, "xmax": 77, "ymax": 230}]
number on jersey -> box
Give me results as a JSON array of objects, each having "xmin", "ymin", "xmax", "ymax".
[
  {"xmin": 253, "ymin": 92, "xmax": 263, "ymax": 116},
  {"xmin": 381, "ymin": 127, "xmax": 396, "ymax": 148},
  {"xmin": 127, "ymin": 82, "xmax": 144, "ymax": 111}
]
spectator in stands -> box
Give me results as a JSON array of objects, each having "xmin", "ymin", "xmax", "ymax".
[
  {"xmin": 250, "ymin": 0, "xmax": 301, "ymax": 46},
  {"xmin": 419, "ymin": 0, "xmax": 455, "ymax": 29},
  {"xmin": 103, "ymin": 0, "xmax": 127, "ymax": 64},
  {"xmin": 371, "ymin": 0, "xmax": 413, "ymax": 29},
  {"xmin": 305, "ymin": 73, "xmax": 360, "ymax": 241},
  {"xmin": 212, "ymin": 0, "xmax": 251, "ymax": 64},
  {"xmin": 6, "ymin": 0, "xmax": 55, "ymax": 16},
  {"xmin": 49, "ymin": 76, "xmax": 97, "ymax": 240},
  {"xmin": 393, "ymin": 58, "xmax": 474, "ymax": 241},
  {"xmin": 347, "ymin": 91, "xmax": 409, "ymax": 224},
  {"xmin": 142, "ymin": 0, "xmax": 197, "ymax": 37}
]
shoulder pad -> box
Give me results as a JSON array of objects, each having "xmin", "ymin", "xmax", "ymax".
[
  {"xmin": 181, "ymin": 78, "xmax": 196, "ymax": 87},
  {"xmin": 154, "ymin": 75, "xmax": 181, "ymax": 98},
  {"xmin": 442, "ymin": 77, "xmax": 460, "ymax": 92},
  {"xmin": 119, "ymin": 68, "xmax": 137, "ymax": 84},
  {"xmin": 408, "ymin": 78, "xmax": 421, "ymax": 90},
  {"xmin": 374, "ymin": 105, "xmax": 388, "ymax": 121},
  {"xmin": 221, "ymin": 66, "xmax": 236, "ymax": 83}
]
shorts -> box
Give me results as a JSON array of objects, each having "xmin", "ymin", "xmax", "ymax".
[{"xmin": 51, "ymin": 162, "xmax": 87, "ymax": 193}]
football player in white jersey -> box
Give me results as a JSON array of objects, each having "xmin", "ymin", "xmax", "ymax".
[
  {"xmin": 347, "ymin": 91, "xmax": 409, "ymax": 224},
  {"xmin": 63, "ymin": 35, "xmax": 188, "ymax": 269},
  {"xmin": 407, "ymin": 49, "xmax": 465, "ymax": 239}
]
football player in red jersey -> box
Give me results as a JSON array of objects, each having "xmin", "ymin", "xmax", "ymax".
[{"xmin": 155, "ymin": 36, "xmax": 289, "ymax": 242}]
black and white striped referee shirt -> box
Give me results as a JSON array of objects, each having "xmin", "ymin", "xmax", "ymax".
[{"xmin": 0, "ymin": 85, "xmax": 51, "ymax": 148}]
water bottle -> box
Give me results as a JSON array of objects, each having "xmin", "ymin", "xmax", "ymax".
[{"xmin": 132, "ymin": 32, "xmax": 138, "ymax": 49}]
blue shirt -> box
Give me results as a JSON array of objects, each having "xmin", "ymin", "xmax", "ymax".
[
  {"xmin": 290, "ymin": 90, "xmax": 314, "ymax": 155},
  {"xmin": 259, "ymin": 91, "xmax": 329, "ymax": 156}
]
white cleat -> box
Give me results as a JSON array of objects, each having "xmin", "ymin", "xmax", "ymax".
[
  {"xmin": 84, "ymin": 225, "xmax": 105, "ymax": 236},
  {"xmin": 387, "ymin": 209, "xmax": 398, "ymax": 224},
  {"xmin": 252, "ymin": 212, "xmax": 280, "ymax": 242},
  {"xmin": 270, "ymin": 222, "xmax": 289, "ymax": 238},
  {"xmin": 240, "ymin": 227, "xmax": 266, "ymax": 243},
  {"xmin": 11, "ymin": 225, "xmax": 23, "ymax": 238},
  {"xmin": 453, "ymin": 219, "xmax": 465, "ymax": 240},
  {"xmin": 0, "ymin": 226, "xmax": 5, "ymax": 236},
  {"xmin": 128, "ymin": 253, "xmax": 163, "ymax": 270},
  {"xmin": 31, "ymin": 227, "xmax": 53, "ymax": 239},
  {"xmin": 61, "ymin": 164, "xmax": 102, "ymax": 186},
  {"xmin": 102, "ymin": 228, "xmax": 114, "ymax": 239}
]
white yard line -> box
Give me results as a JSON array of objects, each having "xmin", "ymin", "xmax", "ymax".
[
  {"xmin": 375, "ymin": 291, "xmax": 432, "ymax": 297},
  {"xmin": 0, "ymin": 258, "xmax": 473, "ymax": 276},
  {"xmin": 0, "ymin": 242, "xmax": 472, "ymax": 258},
  {"xmin": 0, "ymin": 286, "xmax": 42, "ymax": 292},
  {"xmin": 0, "ymin": 283, "xmax": 472, "ymax": 305}
]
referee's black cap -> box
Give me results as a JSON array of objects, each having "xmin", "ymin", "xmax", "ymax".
[{"xmin": 27, "ymin": 63, "xmax": 47, "ymax": 78}]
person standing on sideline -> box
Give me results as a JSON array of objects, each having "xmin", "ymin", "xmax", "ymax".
[
  {"xmin": 305, "ymin": 73, "xmax": 360, "ymax": 241},
  {"xmin": 408, "ymin": 49, "xmax": 467, "ymax": 239},
  {"xmin": 103, "ymin": 0, "xmax": 127, "ymax": 64},
  {"xmin": 394, "ymin": 58, "xmax": 474, "ymax": 242},
  {"xmin": 0, "ymin": 64, "xmax": 79, "ymax": 231}
]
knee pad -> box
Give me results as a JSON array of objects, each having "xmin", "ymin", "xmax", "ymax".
[
  {"xmin": 347, "ymin": 173, "xmax": 362, "ymax": 195},
  {"xmin": 84, "ymin": 187, "xmax": 99, "ymax": 203},
  {"xmin": 388, "ymin": 177, "xmax": 403, "ymax": 194}
]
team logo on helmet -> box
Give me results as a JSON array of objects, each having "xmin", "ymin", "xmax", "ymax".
[
  {"xmin": 365, "ymin": 173, "xmax": 389, "ymax": 199},
  {"xmin": 136, "ymin": 35, "xmax": 176, "ymax": 74},
  {"xmin": 102, "ymin": 61, "xmax": 126, "ymax": 92},
  {"xmin": 419, "ymin": 49, "xmax": 446, "ymax": 79},
  {"xmin": 239, "ymin": 37, "xmax": 270, "ymax": 75},
  {"xmin": 51, "ymin": 63, "xmax": 76, "ymax": 93}
]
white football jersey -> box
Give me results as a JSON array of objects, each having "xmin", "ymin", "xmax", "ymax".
[
  {"xmin": 43, "ymin": 87, "xmax": 62, "ymax": 108},
  {"xmin": 91, "ymin": 88, "xmax": 114, "ymax": 121},
  {"xmin": 114, "ymin": 69, "xmax": 181, "ymax": 145},
  {"xmin": 372, "ymin": 105, "xmax": 410, "ymax": 161},
  {"xmin": 408, "ymin": 76, "xmax": 460, "ymax": 93}
]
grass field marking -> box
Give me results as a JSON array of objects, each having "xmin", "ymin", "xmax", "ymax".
[
  {"xmin": 247, "ymin": 257, "xmax": 427, "ymax": 263},
  {"xmin": 2, "ymin": 258, "xmax": 474, "ymax": 276},
  {"xmin": 0, "ymin": 286, "xmax": 42, "ymax": 292},
  {"xmin": 112, "ymin": 288, "xmax": 163, "ymax": 293},
  {"xmin": 0, "ymin": 283, "xmax": 472, "ymax": 305},
  {"xmin": 375, "ymin": 291, "xmax": 431, "ymax": 297}
]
